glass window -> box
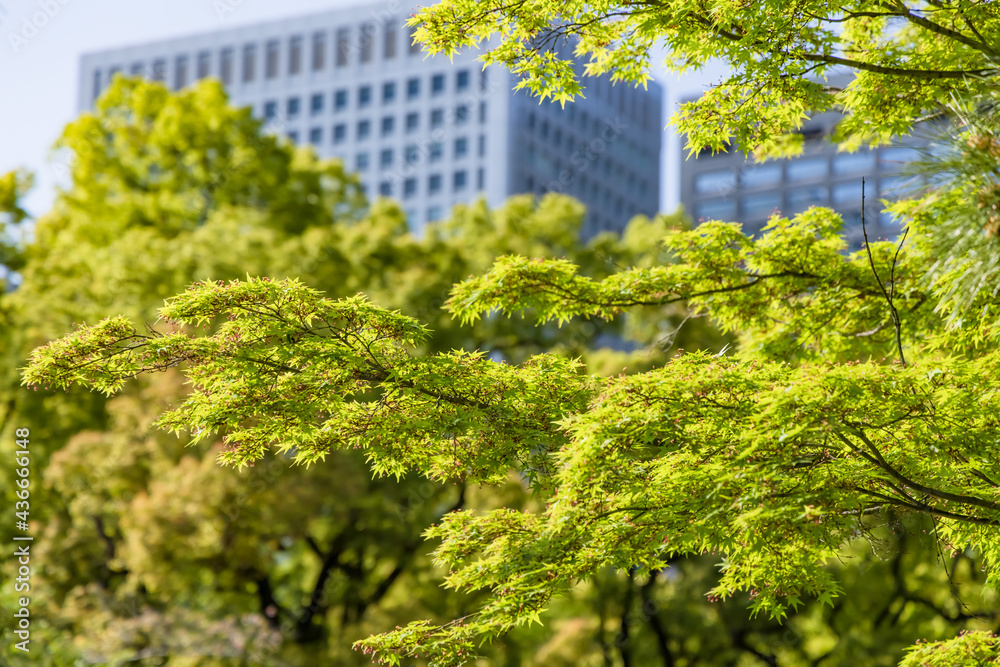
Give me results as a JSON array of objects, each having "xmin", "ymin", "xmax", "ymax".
[
  {"xmin": 241, "ymin": 45, "xmax": 255, "ymax": 83},
  {"xmin": 453, "ymin": 170, "xmax": 467, "ymax": 191},
  {"xmin": 381, "ymin": 116, "xmax": 395, "ymax": 136},
  {"xmin": 356, "ymin": 152, "xmax": 370, "ymax": 171},
  {"xmin": 287, "ymin": 96, "xmax": 300, "ymax": 118},
  {"xmin": 404, "ymin": 177, "xmax": 417, "ymax": 197},
  {"xmin": 289, "ymin": 36, "xmax": 303, "ymax": 75},
  {"xmin": 431, "ymin": 73, "xmax": 445, "ymax": 95},
  {"xmin": 408, "ymin": 27, "xmax": 421, "ymax": 55},
  {"xmin": 832, "ymin": 180, "xmax": 863, "ymax": 204},
  {"xmin": 287, "ymin": 131, "xmax": 299, "ymax": 145},
  {"xmin": 456, "ymin": 70, "xmax": 470, "ymax": 92},
  {"xmin": 336, "ymin": 28, "xmax": 350, "ymax": 66},
  {"xmin": 454, "ymin": 137, "xmax": 468, "ymax": 158},
  {"xmin": 174, "ymin": 55, "xmax": 188, "ymax": 89},
  {"xmin": 359, "ymin": 85, "xmax": 372, "ymax": 107},
  {"xmin": 333, "ymin": 123, "xmax": 346, "ymax": 144},
  {"xmin": 152, "ymin": 59, "xmax": 166, "ymax": 81},
  {"xmin": 357, "ymin": 120, "xmax": 371, "ymax": 140},
  {"xmin": 383, "ymin": 81, "xmax": 396, "ymax": 103},
  {"xmin": 312, "ymin": 32, "xmax": 326, "ymax": 71},
  {"xmin": 427, "ymin": 206, "xmax": 443, "ymax": 222},
  {"xmin": 407, "ymin": 77, "xmax": 420, "ymax": 99},
  {"xmin": 479, "ymin": 101, "xmax": 487, "ymax": 124},
  {"xmin": 455, "ymin": 104, "xmax": 469, "ymax": 125},
  {"xmin": 219, "ymin": 49, "xmax": 233, "ymax": 83},
  {"xmin": 429, "ymin": 142, "xmax": 443, "ymax": 162},
  {"xmin": 695, "ymin": 170, "xmax": 736, "ymax": 195},
  {"xmin": 788, "ymin": 185, "xmax": 827, "ymax": 209},
  {"xmin": 380, "ymin": 148, "xmax": 394, "ymax": 168},
  {"xmin": 741, "ymin": 163, "xmax": 782, "ymax": 188},
  {"xmin": 92, "ymin": 69, "xmax": 102, "ymax": 101},
  {"xmin": 429, "ymin": 173, "xmax": 442, "ymax": 194},
  {"xmin": 405, "ymin": 144, "xmax": 419, "ymax": 164},
  {"xmin": 540, "ymin": 119, "xmax": 549, "ymax": 138},
  {"xmin": 430, "ymin": 108, "xmax": 444, "ymax": 129},
  {"xmin": 264, "ymin": 100, "xmax": 277, "ymax": 121},
  {"xmin": 334, "ymin": 89, "xmax": 348, "ymax": 111},
  {"xmin": 406, "ymin": 112, "xmax": 419, "ymax": 133},
  {"xmin": 360, "ymin": 23, "xmax": 374, "ymax": 63},
  {"xmin": 478, "ymin": 134, "xmax": 486, "ymax": 157},
  {"xmin": 310, "ymin": 93, "xmax": 324, "ymax": 115},
  {"xmin": 384, "ymin": 22, "xmax": 397, "ymax": 59},
  {"xmin": 527, "ymin": 113, "xmax": 536, "ymax": 131},
  {"xmin": 788, "ymin": 157, "xmax": 828, "ymax": 182},
  {"xmin": 379, "ymin": 180, "xmax": 393, "ymax": 196},
  {"xmin": 197, "ymin": 51, "xmax": 211, "ymax": 78},
  {"xmin": 309, "ymin": 127, "xmax": 323, "ymax": 145},
  {"xmin": 741, "ymin": 192, "xmax": 781, "ymax": 219},
  {"xmin": 130, "ymin": 61, "xmax": 145, "ymax": 76},
  {"xmin": 477, "ymin": 167, "xmax": 484, "ymax": 190},
  {"xmin": 695, "ymin": 199, "xmax": 736, "ymax": 221},
  {"xmin": 266, "ymin": 40, "xmax": 279, "ymax": 79},
  {"xmin": 832, "ymin": 151, "xmax": 875, "ymax": 174}
]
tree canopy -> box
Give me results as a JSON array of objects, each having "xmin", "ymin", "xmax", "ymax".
[
  {"xmin": 11, "ymin": 3, "xmax": 1000, "ymax": 662},
  {"xmin": 22, "ymin": 205, "xmax": 1000, "ymax": 664},
  {"xmin": 409, "ymin": 0, "xmax": 1000, "ymax": 154},
  {"xmin": 3, "ymin": 76, "xmax": 732, "ymax": 666}
]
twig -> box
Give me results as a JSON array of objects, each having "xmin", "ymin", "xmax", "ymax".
[{"xmin": 861, "ymin": 178, "xmax": 907, "ymax": 367}]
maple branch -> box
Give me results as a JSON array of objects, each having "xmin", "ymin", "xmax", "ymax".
[
  {"xmin": 842, "ymin": 427, "xmax": 1000, "ymax": 514},
  {"xmin": 861, "ymin": 178, "xmax": 907, "ymax": 367}
]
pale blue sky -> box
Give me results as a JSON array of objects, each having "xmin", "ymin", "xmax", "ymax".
[{"xmin": 0, "ymin": 0, "xmax": 729, "ymax": 221}]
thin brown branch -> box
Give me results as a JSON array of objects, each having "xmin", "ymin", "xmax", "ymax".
[{"xmin": 861, "ymin": 179, "xmax": 906, "ymax": 367}]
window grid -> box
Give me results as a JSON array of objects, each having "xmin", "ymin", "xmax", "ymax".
[
  {"xmin": 384, "ymin": 21, "xmax": 397, "ymax": 59},
  {"xmin": 241, "ymin": 44, "xmax": 255, "ymax": 83},
  {"xmin": 336, "ymin": 29, "xmax": 350, "ymax": 66},
  {"xmin": 361, "ymin": 23, "xmax": 374, "ymax": 63},
  {"xmin": 310, "ymin": 93, "xmax": 324, "ymax": 115},
  {"xmin": 220, "ymin": 48, "xmax": 233, "ymax": 84},
  {"xmin": 357, "ymin": 119, "xmax": 371, "ymax": 140},
  {"xmin": 312, "ymin": 32, "xmax": 326, "ymax": 71},
  {"xmin": 266, "ymin": 40, "xmax": 279, "ymax": 79},
  {"xmin": 174, "ymin": 55, "xmax": 188, "ymax": 90},
  {"xmin": 197, "ymin": 51, "xmax": 211, "ymax": 78},
  {"xmin": 289, "ymin": 35, "xmax": 303, "ymax": 75}
]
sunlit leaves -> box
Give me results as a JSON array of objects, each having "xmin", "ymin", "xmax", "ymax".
[{"xmin": 410, "ymin": 0, "xmax": 1000, "ymax": 154}]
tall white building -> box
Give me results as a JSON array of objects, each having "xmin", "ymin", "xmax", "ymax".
[{"xmin": 78, "ymin": 2, "xmax": 662, "ymax": 237}]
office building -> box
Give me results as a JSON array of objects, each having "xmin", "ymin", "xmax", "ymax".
[
  {"xmin": 679, "ymin": 105, "xmax": 924, "ymax": 248},
  {"xmin": 78, "ymin": 3, "xmax": 662, "ymax": 237}
]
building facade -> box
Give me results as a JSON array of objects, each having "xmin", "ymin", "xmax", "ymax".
[
  {"xmin": 78, "ymin": 2, "xmax": 662, "ymax": 237},
  {"xmin": 679, "ymin": 106, "xmax": 923, "ymax": 248}
]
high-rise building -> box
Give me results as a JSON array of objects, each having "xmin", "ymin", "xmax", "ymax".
[
  {"xmin": 679, "ymin": 102, "xmax": 924, "ymax": 248},
  {"xmin": 78, "ymin": 2, "xmax": 662, "ymax": 237}
]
